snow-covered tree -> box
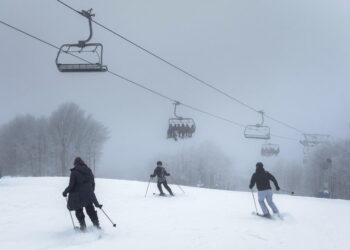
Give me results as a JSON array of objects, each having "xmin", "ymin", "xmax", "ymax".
[{"xmin": 0, "ymin": 103, "xmax": 109, "ymax": 177}]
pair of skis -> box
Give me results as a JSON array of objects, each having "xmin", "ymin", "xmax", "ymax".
[{"xmin": 252, "ymin": 211, "xmax": 284, "ymax": 220}]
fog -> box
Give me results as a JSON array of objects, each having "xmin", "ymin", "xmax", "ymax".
[{"xmin": 1, "ymin": 0, "xmax": 349, "ymax": 180}]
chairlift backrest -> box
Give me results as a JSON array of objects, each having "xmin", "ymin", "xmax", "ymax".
[
  {"xmin": 262, "ymin": 143, "xmax": 279, "ymax": 150},
  {"xmin": 168, "ymin": 117, "xmax": 195, "ymax": 127},
  {"xmin": 244, "ymin": 125, "xmax": 270, "ymax": 140}
]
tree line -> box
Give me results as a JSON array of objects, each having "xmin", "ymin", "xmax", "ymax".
[
  {"xmin": 1, "ymin": 102, "xmax": 349, "ymax": 200},
  {"xmin": 0, "ymin": 103, "xmax": 109, "ymax": 177}
]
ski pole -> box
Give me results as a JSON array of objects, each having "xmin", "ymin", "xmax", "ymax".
[
  {"xmin": 170, "ymin": 176, "xmax": 185, "ymax": 194},
  {"xmin": 65, "ymin": 197, "xmax": 79, "ymax": 230},
  {"xmin": 280, "ymin": 188, "xmax": 295, "ymax": 195},
  {"xmin": 251, "ymin": 190, "xmax": 259, "ymax": 214},
  {"xmin": 99, "ymin": 207, "xmax": 116, "ymax": 227},
  {"xmin": 145, "ymin": 177, "xmax": 152, "ymax": 197}
]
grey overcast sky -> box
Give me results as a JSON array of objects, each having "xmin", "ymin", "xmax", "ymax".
[{"xmin": 1, "ymin": 0, "xmax": 349, "ymax": 177}]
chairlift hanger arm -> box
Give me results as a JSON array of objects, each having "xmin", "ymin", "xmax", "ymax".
[
  {"xmin": 258, "ymin": 110, "xmax": 265, "ymax": 126},
  {"xmin": 78, "ymin": 11, "xmax": 93, "ymax": 45},
  {"xmin": 57, "ymin": 1, "xmax": 94, "ymax": 45},
  {"xmin": 173, "ymin": 101, "xmax": 182, "ymax": 119}
]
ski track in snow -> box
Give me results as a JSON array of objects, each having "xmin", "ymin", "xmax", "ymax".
[{"xmin": 0, "ymin": 177, "xmax": 349, "ymax": 250}]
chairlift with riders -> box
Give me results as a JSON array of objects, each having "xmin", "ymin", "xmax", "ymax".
[
  {"xmin": 167, "ymin": 102, "xmax": 196, "ymax": 141},
  {"xmin": 261, "ymin": 142, "xmax": 280, "ymax": 157}
]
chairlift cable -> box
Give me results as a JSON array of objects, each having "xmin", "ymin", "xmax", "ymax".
[
  {"xmin": 0, "ymin": 20, "xmax": 59, "ymax": 50},
  {"xmin": 270, "ymin": 134, "xmax": 298, "ymax": 142},
  {"xmin": 0, "ymin": 19, "xmax": 297, "ymax": 142},
  {"xmin": 56, "ymin": 0, "xmax": 305, "ymax": 135},
  {"xmin": 181, "ymin": 104, "xmax": 245, "ymax": 127},
  {"xmin": 0, "ymin": 21, "xmax": 105, "ymax": 69}
]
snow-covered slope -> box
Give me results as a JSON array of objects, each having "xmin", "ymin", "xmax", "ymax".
[{"xmin": 0, "ymin": 177, "xmax": 349, "ymax": 250}]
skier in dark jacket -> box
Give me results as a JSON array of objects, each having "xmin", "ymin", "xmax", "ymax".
[
  {"xmin": 150, "ymin": 161, "xmax": 174, "ymax": 196},
  {"xmin": 249, "ymin": 162, "xmax": 280, "ymax": 217},
  {"xmin": 63, "ymin": 157, "xmax": 102, "ymax": 230}
]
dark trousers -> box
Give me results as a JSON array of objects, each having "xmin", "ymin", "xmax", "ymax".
[
  {"xmin": 157, "ymin": 180, "xmax": 173, "ymax": 195},
  {"xmin": 75, "ymin": 203, "xmax": 98, "ymax": 222}
]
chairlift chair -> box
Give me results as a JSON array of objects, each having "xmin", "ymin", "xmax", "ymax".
[
  {"xmin": 167, "ymin": 102, "xmax": 196, "ymax": 140},
  {"xmin": 56, "ymin": 9, "xmax": 108, "ymax": 72},
  {"xmin": 261, "ymin": 143, "xmax": 280, "ymax": 157},
  {"xmin": 244, "ymin": 125, "xmax": 271, "ymax": 140},
  {"xmin": 244, "ymin": 111, "xmax": 271, "ymax": 140}
]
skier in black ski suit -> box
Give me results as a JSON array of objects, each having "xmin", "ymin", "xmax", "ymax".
[
  {"xmin": 249, "ymin": 162, "xmax": 280, "ymax": 217},
  {"xmin": 150, "ymin": 161, "xmax": 174, "ymax": 196},
  {"xmin": 63, "ymin": 157, "xmax": 102, "ymax": 230}
]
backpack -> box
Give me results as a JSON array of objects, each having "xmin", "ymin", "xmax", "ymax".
[{"xmin": 158, "ymin": 167, "xmax": 166, "ymax": 182}]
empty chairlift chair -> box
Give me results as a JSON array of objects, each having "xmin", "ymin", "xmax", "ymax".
[
  {"xmin": 56, "ymin": 9, "xmax": 108, "ymax": 73},
  {"xmin": 244, "ymin": 111, "xmax": 271, "ymax": 140}
]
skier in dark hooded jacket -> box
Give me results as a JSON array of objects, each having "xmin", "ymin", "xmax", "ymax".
[
  {"xmin": 150, "ymin": 161, "xmax": 174, "ymax": 196},
  {"xmin": 63, "ymin": 157, "xmax": 102, "ymax": 230},
  {"xmin": 249, "ymin": 162, "xmax": 280, "ymax": 217}
]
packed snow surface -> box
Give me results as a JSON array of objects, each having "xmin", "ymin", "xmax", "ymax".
[{"xmin": 0, "ymin": 177, "xmax": 349, "ymax": 250}]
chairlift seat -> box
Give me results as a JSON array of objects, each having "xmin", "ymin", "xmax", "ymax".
[
  {"xmin": 57, "ymin": 63, "xmax": 107, "ymax": 72},
  {"xmin": 56, "ymin": 43, "xmax": 107, "ymax": 73}
]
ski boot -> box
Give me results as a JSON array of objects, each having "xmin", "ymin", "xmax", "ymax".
[
  {"xmin": 262, "ymin": 213, "xmax": 271, "ymax": 219},
  {"xmin": 92, "ymin": 219, "xmax": 102, "ymax": 230},
  {"xmin": 78, "ymin": 219, "xmax": 87, "ymax": 231}
]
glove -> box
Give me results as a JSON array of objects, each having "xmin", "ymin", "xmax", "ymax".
[
  {"xmin": 276, "ymin": 186, "xmax": 280, "ymax": 191},
  {"xmin": 166, "ymin": 173, "xmax": 170, "ymax": 176},
  {"xmin": 95, "ymin": 204, "xmax": 103, "ymax": 209},
  {"xmin": 249, "ymin": 185, "xmax": 253, "ymax": 189},
  {"xmin": 62, "ymin": 192, "xmax": 67, "ymax": 197},
  {"xmin": 150, "ymin": 175, "xmax": 155, "ymax": 178}
]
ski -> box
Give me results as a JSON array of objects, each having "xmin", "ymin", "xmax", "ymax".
[
  {"xmin": 153, "ymin": 193, "xmax": 173, "ymax": 197},
  {"xmin": 153, "ymin": 193, "xmax": 167, "ymax": 197},
  {"xmin": 74, "ymin": 227, "xmax": 104, "ymax": 239},
  {"xmin": 252, "ymin": 211, "xmax": 284, "ymax": 220},
  {"xmin": 252, "ymin": 211, "xmax": 273, "ymax": 219}
]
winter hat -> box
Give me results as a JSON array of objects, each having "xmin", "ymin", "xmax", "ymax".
[
  {"xmin": 256, "ymin": 162, "xmax": 263, "ymax": 168},
  {"xmin": 157, "ymin": 161, "xmax": 162, "ymax": 166},
  {"xmin": 74, "ymin": 157, "xmax": 85, "ymax": 167},
  {"xmin": 256, "ymin": 162, "xmax": 265, "ymax": 173}
]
